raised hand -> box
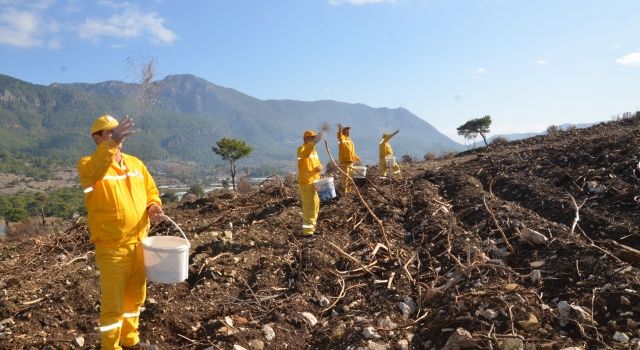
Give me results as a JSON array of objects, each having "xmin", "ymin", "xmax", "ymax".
[{"xmin": 111, "ymin": 117, "xmax": 135, "ymax": 144}]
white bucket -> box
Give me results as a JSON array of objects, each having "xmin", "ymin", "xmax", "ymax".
[
  {"xmin": 385, "ymin": 155, "xmax": 395, "ymax": 168},
  {"xmin": 313, "ymin": 177, "xmax": 336, "ymax": 202},
  {"xmin": 142, "ymin": 217, "xmax": 190, "ymax": 284},
  {"xmin": 351, "ymin": 165, "xmax": 367, "ymax": 179}
]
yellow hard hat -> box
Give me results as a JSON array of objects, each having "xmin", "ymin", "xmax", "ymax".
[
  {"xmin": 91, "ymin": 115, "xmax": 119, "ymax": 134},
  {"xmin": 303, "ymin": 130, "xmax": 317, "ymax": 138}
]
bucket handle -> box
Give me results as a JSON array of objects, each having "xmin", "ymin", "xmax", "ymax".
[{"xmin": 159, "ymin": 215, "xmax": 191, "ymax": 248}]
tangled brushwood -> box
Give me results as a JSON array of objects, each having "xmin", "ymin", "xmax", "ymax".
[{"xmin": 2, "ymin": 117, "xmax": 640, "ymax": 349}]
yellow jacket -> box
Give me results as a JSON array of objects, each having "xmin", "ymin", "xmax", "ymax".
[
  {"xmin": 379, "ymin": 134, "xmax": 394, "ymax": 160},
  {"xmin": 297, "ymin": 142, "xmax": 321, "ymax": 185},
  {"xmin": 337, "ymin": 131, "xmax": 359, "ymax": 165},
  {"xmin": 77, "ymin": 140, "xmax": 161, "ymax": 247}
]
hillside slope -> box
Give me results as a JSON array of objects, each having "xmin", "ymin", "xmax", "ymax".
[
  {"xmin": 0, "ymin": 74, "xmax": 463, "ymax": 169},
  {"xmin": 1, "ymin": 115, "xmax": 639, "ymax": 349}
]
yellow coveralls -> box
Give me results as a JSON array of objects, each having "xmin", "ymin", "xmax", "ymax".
[
  {"xmin": 297, "ymin": 142, "xmax": 321, "ymax": 235},
  {"xmin": 337, "ymin": 130, "xmax": 360, "ymax": 193},
  {"xmin": 77, "ymin": 139, "xmax": 161, "ymax": 350},
  {"xmin": 379, "ymin": 134, "xmax": 401, "ymax": 178}
]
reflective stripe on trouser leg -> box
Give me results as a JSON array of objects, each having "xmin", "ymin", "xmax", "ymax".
[
  {"xmin": 339, "ymin": 163, "xmax": 353, "ymax": 193},
  {"xmin": 96, "ymin": 243, "xmax": 146, "ymax": 350},
  {"xmin": 391, "ymin": 162, "xmax": 402, "ymax": 179},
  {"xmin": 299, "ymin": 183, "xmax": 319, "ymax": 235},
  {"xmin": 120, "ymin": 243, "xmax": 146, "ymax": 347}
]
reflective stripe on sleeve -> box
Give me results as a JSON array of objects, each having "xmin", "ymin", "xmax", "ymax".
[
  {"xmin": 83, "ymin": 187, "xmax": 94, "ymax": 193},
  {"xmin": 123, "ymin": 311, "xmax": 140, "ymax": 318},
  {"xmin": 102, "ymin": 174, "xmax": 127, "ymax": 181},
  {"xmin": 102, "ymin": 171, "xmax": 142, "ymax": 182},
  {"xmin": 302, "ymin": 224, "xmax": 315, "ymax": 229},
  {"xmin": 99, "ymin": 320, "xmax": 122, "ymax": 332}
]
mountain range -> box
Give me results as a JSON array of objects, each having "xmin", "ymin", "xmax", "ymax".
[{"xmin": 0, "ymin": 73, "xmax": 463, "ymax": 172}]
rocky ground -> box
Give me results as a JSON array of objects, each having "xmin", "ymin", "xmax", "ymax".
[{"xmin": 2, "ymin": 116, "xmax": 640, "ymax": 349}]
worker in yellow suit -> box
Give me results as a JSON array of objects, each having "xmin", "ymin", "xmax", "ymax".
[
  {"xmin": 297, "ymin": 128, "xmax": 326, "ymax": 236},
  {"xmin": 77, "ymin": 115, "xmax": 164, "ymax": 350},
  {"xmin": 336, "ymin": 124, "xmax": 361, "ymax": 193},
  {"xmin": 379, "ymin": 130, "xmax": 401, "ymax": 179}
]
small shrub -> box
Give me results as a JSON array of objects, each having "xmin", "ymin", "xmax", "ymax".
[
  {"xmin": 160, "ymin": 191, "xmax": 178, "ymax": 203},
  {"xmin": 546, "ymin": 125, "xmax": 559, "ymax": 136},
  {"xmin": 182, "ymin": 193, "xmax": 197, "ymax": 202},
  {"xmin": 490, "ymin": 136, "xmax": 509, "ymax": 145},
  {"xmin": 187, "ymin": 184, "xmax": 205, "ymax": 197},
  {"xmin": 423, "ymin": 152, "xmax": 437, "ymax": 161},
  {"xmin": 236, "ymin": 176, "xmax": 253, "ymax": 194},
  {"xmin": 283, "ymin": 172, "xmax": 297, "ymax": 186},
  {"xmin": 438, "ymin": 151, "xmax": 456, "ymax": 160},
  {"xmin": 401, "ymin": 154, "xmax": 414, "ymax": 163}
]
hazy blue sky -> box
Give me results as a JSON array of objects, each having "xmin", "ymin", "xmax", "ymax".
[{"xmin": 1, "ymin": 0, "xmax": 639, "ymax": 141}]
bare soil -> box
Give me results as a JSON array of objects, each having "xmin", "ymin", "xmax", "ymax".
[{"xmin": 2, "ymin": 117, "xmax": 640, "ymax": 349}]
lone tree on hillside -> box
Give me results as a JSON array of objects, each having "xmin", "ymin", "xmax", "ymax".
[
  {"xmin": 457, "ymin": 115, "xmax": 492, "ymax": 146},
  {"xmin": 212, "ymin": 138, "xmax": 253, "ymax": 191}
]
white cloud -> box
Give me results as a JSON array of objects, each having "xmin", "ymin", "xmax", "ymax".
[
  {"xmin": 79, "ymin": 10, "xmax": 177, "ymax": 44},
  {"xmin": 616, "ymin": 52, "xmax": 640, "ymax": 66},
  {"xmin": 0, "ymin": 8, "xmax": 43, "ymax": 47},
  {"xmin": 97, "ymin": 0, "xmax": 133, "ymax": 9},
  {"xmin": 475, "ymin": 67, "xmax": 486, "ymax": 75},
  {"xmin": 536, "ymin": 59, "xmax": 547, "ymax": 65},
  {"xmin": 329, "ymin": 0, "xmax": 398, "ymax": 5}
]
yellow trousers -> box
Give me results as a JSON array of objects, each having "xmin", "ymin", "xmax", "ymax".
[
  {"xmin": 339, "ymin": 163, "xmax": 354, "ymax": 193},
  {"xmin": 299, "ymin": 183, "xmax": 319, "ymax": 235},
  {"xmin": 379, "ymin": 158, "xmax": 401, "ymax": 179},
  {"xmin": 96, "ymin": 243, "xmax": 147, "ymax": 350}
]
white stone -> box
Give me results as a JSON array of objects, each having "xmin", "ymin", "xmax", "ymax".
[
  {"xmin": 530, "ymin": 270, "xmax": 542, "ymax": 283},
  {"xmin": 500, "ymin": 337, "xmax": 524, "ymax": 350},
  {"xmin": 233, "ymin": 345, "xmax": 248, "ymax": 350},
  {"xmin": 299, "ymin": 312, "xmax": 317, "ymax": 327},
  {"xmin": 621, "ymin": 296, "xmax": 631, "ymax": 306},
  {"xmin": 443, "ymin": 327, "xmax": 477, "ymax": 350},
  {"xmin": 74, "ymin": 336, "xmax": 85, "ymax": 347},
  {"xmin": 613, "ymin": 331, "xmax": 629, "ymax": 343},
  {"xmin": 403, "ymin": 297, "xmax": 417, "ymax": 313},
  {"xmin": 377, "ymin": 316, "xmax": 397, "ymax": 330},
  {"xmin": 397, "ymin": 339, "xmax": 409, "ymax": 350},
  {"xmin": 363, "ymin": 326, "xmax": 381, "ymax": 339},
  {"xmin": 319, "ymin": 296, "xmax": 330, "ymax": 307},
  {"xmin": 398, "ymin": 302, "xmax": 412, "ymax": 318},
  {"xmin": 262, "ymin": 325, "xmax": 275, "ymax": 342},
  {"xmin": 248, "ymin": 339, "xmax": 265, "ymax": 350},
  {"xmin": 479, "ymin": 309, "xmax": 498, "ymax": 320},
  {"xmin": 365, "ymin": 341, "xmax": 389, "ymax": 350}
]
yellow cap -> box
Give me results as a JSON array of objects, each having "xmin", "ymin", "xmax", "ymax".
[
  {"xmin": 303, "ymin": 130, "xmax": 317, "ymax": 138},
  {"xmin": 91, "ymin": 115, "xmax": 119, "ymax": 134}
]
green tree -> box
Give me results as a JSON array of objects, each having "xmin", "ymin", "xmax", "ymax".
[
  {"xmin": 160, "ymin": 191, "xmax": 178, "ymax": 203},
  {"xmin": 212, "ymin": 138, "xmax": 253, "ymax": 191},
  {"xmin": 187, "ymin": 184, "xmax": 205, "ymax": 197},
  {"xmin": 457, "ymin": 115, "xmax": 492, "ymax": 146}
]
